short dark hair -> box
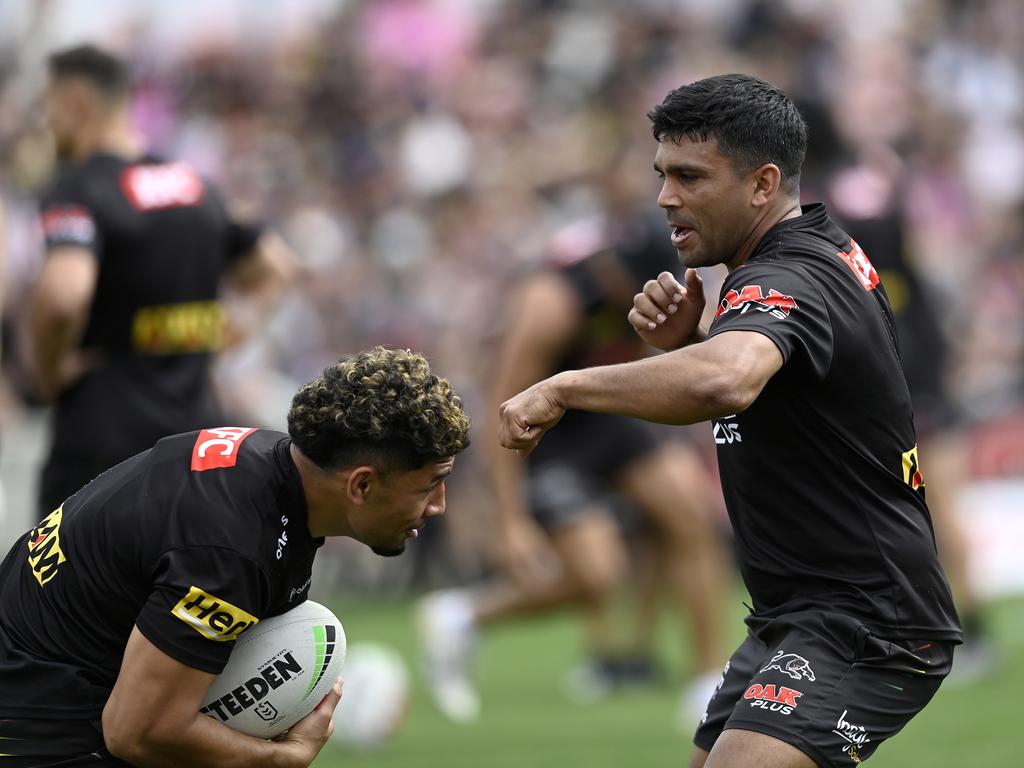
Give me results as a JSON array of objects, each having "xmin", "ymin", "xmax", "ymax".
[
  {"xmin": 648, "ymin": 74, "xmax": 807, "ymax": 190},
  {"xmin": 287, "ymin": 347, "xmax": 471, "ymax": 473},
  {"xmin": 48, "ymin": 44, "xmax": 130, "ymax": 100}
]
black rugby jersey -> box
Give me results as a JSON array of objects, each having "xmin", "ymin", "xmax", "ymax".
[
  {"xmin": 0, "ymin": 429, "xmax": 321, "ymax": 718},
  {"xmin": 706, "ymin": 204, "xmax": 961, "ymax": 641},
  {"xmin": 38, "ymin": 152, "xmax": 260, "ymax": 463}
]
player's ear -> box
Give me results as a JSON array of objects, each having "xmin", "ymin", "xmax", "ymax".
[
  {"xmin": 346, "ymin": 466, "xmax": 377, "ymax": 504},
  {"xmin": 750, "ymin": 163, "xmax": 782, "ymax": 208}
]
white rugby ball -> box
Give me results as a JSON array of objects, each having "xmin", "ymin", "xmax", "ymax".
[
  {"xmin": 199, "ymin": 600, "xmax": 346, "ymax": 738},
  {"xmin": 331, "ymin": 643, "xmax": 410, "ymax": 749}
]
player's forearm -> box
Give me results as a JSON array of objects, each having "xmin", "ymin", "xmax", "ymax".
[
  {"xmin": 30, "ymin": 313, "xmax": 79, "ymax": 399},
  {"xmin": 549, "ymin": 344, "xmax": 747, "ymax": 425},
  {"xmin": 230, "ymin": 232, "xmax": 297, "ymax": 310},
  {"xmin": 106, "ymin": 713, "xmax": 303, "ymax": 768}
]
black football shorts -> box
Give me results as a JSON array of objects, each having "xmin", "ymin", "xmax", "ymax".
[
  {"xmin": 0, "ymin": 718, "xmax": 130, "ymax": 767},
  {"xmin": 526, "ymin": 410, "xmax": 661, "ymax": 531},
  {"xmin": 692, "ymin": 610, "xmax": 954, "ymax": 767}
]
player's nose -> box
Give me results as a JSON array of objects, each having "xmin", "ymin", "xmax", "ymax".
[
  {"xmin": 426, "ymin": 482, "xmax": 446, "ymax": 517},
  {"xmin": 657, "ymin": 179, "xmax": 682, "ymax": 209}
]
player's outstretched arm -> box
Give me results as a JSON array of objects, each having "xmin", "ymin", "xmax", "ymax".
[
  {"xmin": 499, "ymin": 329, "xmax": 782, "ymax": 454},
  {"xmin": 103, "ymin": 626, "xmax": 340, "ymax": 768}
]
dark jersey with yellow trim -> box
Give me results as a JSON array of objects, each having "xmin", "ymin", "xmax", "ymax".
[
  {"xmin": 706, "ymin": 204, "xmax": 961, "ymax": 641},
  {"xmin": 38, "ymin": 152, "xmax": 260, "ymax": 464},
  {"xmin": 0, "ymin": 429, "xmax": 321, "ymax": 719}
]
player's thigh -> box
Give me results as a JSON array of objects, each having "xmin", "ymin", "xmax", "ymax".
[
  {"xmin": 616, "ymin": 442, "xmax": 717, "ymax": 534},
  {"xmin": 706, "ymin": 729, "xmax": 818, "ymax": 768},
  {"xmin": 547, "ymin": 512, "xmax": 627, "ymax": 601},
  {"xmin": 528, "ymin": 455, "xmax": 627, "ymax": 595},
  {"xmin": 688, "ymin": 746, "xmax": 711, "ymax": 768}
]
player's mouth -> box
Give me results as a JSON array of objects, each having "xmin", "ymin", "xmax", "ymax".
[{"xmin": 670, "ymin": 225, "xmax": 695, "ymax": 248}]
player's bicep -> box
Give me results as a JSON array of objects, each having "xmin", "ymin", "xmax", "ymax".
[
  {"xmin": 696, "ymin": 330, "xmax": 784, "ymax": 412},
  {"xmin": 104, "ymin": 625, "xmax": 217, "ymax": 744},
  {"xmin": 136, "ymin": 547, "xmax": 268, "ymax": 675},
  {"xmin": 34, "ymin": 246, "xmax": 99, "ymax": 320}
]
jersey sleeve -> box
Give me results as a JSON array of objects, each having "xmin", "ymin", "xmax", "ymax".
[
  {"xmin": 226, "ymin": 219, "xmax": 263, "ymax": 264},
  {"xmin": 135, "ymin": 546, "xmax": 271, "ymax": 674},
  {"xmin": 707, "ymin": 262, "xmax": 834, "ymax": 380},
  {"xmin": 558, "ymin": 259, "xmax": 604, "ymax": 313},
  {"xmin": 206, "ymin": 183, "xmax": 263, "ymax": 267},
  {"xmin": 38, "ymin": 173, "xmax": 101, "ymax": 256}
]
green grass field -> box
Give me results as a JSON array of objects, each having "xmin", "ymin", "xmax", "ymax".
[{"xmin": 312, "ymin": 593, "xmax": 1023, "ymax": 767}]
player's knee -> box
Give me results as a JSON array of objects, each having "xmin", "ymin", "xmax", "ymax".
[
  {"xmin": 575, "ymin": 555, "xmax": 624, "ymax": 606},
  {"xmin": 646, "ymin": 501, "xmax": 715, "ymax": 549}
]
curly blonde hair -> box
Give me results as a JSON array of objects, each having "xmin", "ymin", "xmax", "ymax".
[{"xmin": 288, "ymin": 347, "xmax": 470, "ymax": 471}]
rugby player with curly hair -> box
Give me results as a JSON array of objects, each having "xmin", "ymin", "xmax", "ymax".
[{"xmin": 0, "ymin": 347, "xmax": 470, "ymax": 767}]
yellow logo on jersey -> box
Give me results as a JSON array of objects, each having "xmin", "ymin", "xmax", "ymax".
[
  {"xmin": 902, "ymin": 445, "xmax": 925, "ymax": 490},
  {"xmin": 172, "ymin": 586, "xmax": 259, "ymax": 641},
  {"xmin": 132, "ymin": 301, "xmax": 225, "ymax": 355},
  {"xmin": 27, "ymin": 506, "xmax": 67, "ymax": 587}
]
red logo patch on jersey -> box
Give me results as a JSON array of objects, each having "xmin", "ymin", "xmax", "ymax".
[
  {"xmin": 191, "ymin": 428, "xmax": 257, "ymax": 472},
  {"xmin": 121, "ymin": 163, "xmax": 205, "ymax": 211},
  {"xmin": 41, "ymin": 205, "xmax": 96, "ymax": 244},
  {"xmin": 716, "ymin": 284, "xmax": 798, "ymax": 319},
  {"xmin": 838, "ymin": 238, "xmax": 879, "ymax": 291}
]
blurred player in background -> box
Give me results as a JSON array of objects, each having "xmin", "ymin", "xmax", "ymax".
[
  {"xmin": 499, "ymin": 74, "xmax": 961, "ymax": 767},
  {"xmin": 418, "ymin": 209, "xmax": 727, "ymax": 724},
  {"xmin": 31, "ymin": 44, "xmax": 296, "ymax": 515},
  {"xmin": 0, "ymin": 348, "xmax": 470, "ymax": 767}
]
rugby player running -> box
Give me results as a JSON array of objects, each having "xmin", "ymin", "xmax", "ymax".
[{"xmin": 498, "ymin": 74, "xmax": 961, "ymax": 768}]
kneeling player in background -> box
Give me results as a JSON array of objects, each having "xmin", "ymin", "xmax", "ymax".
[{"xmin": 418, "ymin": 214, "xmax": 728, "ymax": 725}]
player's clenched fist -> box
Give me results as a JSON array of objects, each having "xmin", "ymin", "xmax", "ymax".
[
  {"xmin": 498, "ymin": 378, "xmax": 566, "ymax": 455},
  {"xmin": 627, "ymin": 269, "xmax": 706, "ymax": 351}
]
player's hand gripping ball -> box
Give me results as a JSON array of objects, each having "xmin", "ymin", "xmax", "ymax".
[{"xmin": 199, "ymin": 600, "xmax": 346, "ymax": 738}]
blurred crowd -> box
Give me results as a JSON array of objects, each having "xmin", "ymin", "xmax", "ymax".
[{"xmin": 0, "ymin": 0, "xmax": 1022, "ymax": 570}]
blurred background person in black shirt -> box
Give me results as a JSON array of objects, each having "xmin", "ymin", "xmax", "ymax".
[{"xmin": 31, "ymin": 44, "xmax": 296, "ymax": 515}]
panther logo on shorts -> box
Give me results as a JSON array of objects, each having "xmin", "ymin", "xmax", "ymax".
[{"xmin": 760, "ymin": 650, "xmax": 816, "ymax": 681}]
